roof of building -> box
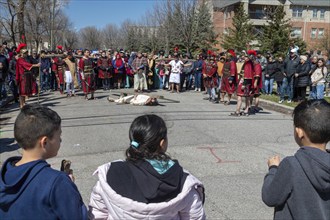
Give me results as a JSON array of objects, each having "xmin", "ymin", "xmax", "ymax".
[
  {"xmin": 212, "ymin": 0, "xmax": 330, "ymax": 9},
  {"xmin": 212, "ymin": 0, "xmax": 242, "ymax": 9},
  {"xmin": 289, "ymin": 0, "xmax": 330, "ymax": 7}
]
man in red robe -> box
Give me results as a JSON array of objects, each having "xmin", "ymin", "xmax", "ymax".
[
  {"xmin": 97, "ymin": 51, "xmax": 112, "ymax": 90},
  {"xmin": 231, "ymin": 51, "xmax": 255, "ymax": 116},
  {"xmin": 250, "ymin": 57, "xmax": 263, "ymax": 113},
  {"xmin": 15, "ymin": 44, "xmax": 40, "ymax": 108},
  {"xmin": 203, "ymin": 56, "xmax": 218, "ymax": 103},
  {"xmin": 79, "ymin": 49, "xmax": 96, "ymax": 100},
  {"xmin": 220, "ymin": 52, "xmax": 237, "ymax": 105},
  {"xmin": 52, "ymin": 57, "xmax": 65, "ymax": 94}
]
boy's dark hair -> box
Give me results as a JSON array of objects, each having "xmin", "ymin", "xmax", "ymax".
[
  {"xmin": 14, "ymin": 104, "xmax": 61, "ymax": 149},
  {"xmin": 293, "ymin": 99, "xmax": 330, "ymax": 144},
  {"xmin": 126, "ymin": 114, "xmax": 170, "ymax": 162}
]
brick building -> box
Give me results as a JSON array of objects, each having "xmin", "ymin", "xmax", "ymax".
[{"xmin": 209, "ymin": 0, "xmax": 330, "ymax": 51}]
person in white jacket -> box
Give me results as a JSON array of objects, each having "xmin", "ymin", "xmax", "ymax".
[{"xmin": 88, "ymin": 114, "xmax": 206, "ymax": 220}]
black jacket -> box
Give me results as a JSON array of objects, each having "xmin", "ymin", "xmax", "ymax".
[
  {"xmin": 284, "ymin": 55, "xmax": 300, "ymax": 77},
  {"xmin": 265, "ymin": 61, "xmax": 277, "ymax": 79},
  {"xmin": 295, "ymin": 61, "xmax": 311, "ymax": 87},
  {"xmin": 274, "ymin": 61, "xmax": 285, "ymax": 82},
  {"xmin": 0, "ymin": 54, "xmax": 9, "ymax": 81}
]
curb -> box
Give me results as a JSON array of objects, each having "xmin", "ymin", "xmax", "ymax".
[{"xmin": 259, "ymin": 98, "xmax": 294, "ymax": 115}]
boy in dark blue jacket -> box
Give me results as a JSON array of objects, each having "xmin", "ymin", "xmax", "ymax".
[
  {"xmin": 0, "ymin": 104, "xmax": 87, "ymax": 220},
  {"xmin": 262, "ymin": 99, "xmax": 330, "ymax": 220}
]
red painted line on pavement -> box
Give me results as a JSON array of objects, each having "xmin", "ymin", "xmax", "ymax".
[{"xmin": 197, "ymin": 147, "xmax": 240, "ymax": 163}]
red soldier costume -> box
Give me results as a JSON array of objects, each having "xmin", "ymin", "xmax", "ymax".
[
  {"xmin": 52, "ymin": 57, "xmax": 65, "ymax": 93},
  {"xmin": 79, "ymin": 57, "xmax": 95, "ymax": 95},
  {"xmin": 220, "ymin": 59, "xmax": 237, "ymax": 95},
  {"xmin": 16, "ymin": 57, "xmax": 34, "ymax": 97},
  {"xmin": 236, "ymin": 59, "xmax": 254, "ymax": 97},
  {"xmin": 203, "ymin": 58, "xmax": 218, "ymax": 89},
  {"xmin": 252, "ymin": 62, "xmax": 262, "ymax": 97},
  {"xmin": 97, "ymin": 55, "xmax": 112, "ymax": 90},
  {"xmin": 15, "ymin": 43, "xmax": 40, "ymax": 108},
  {"xmin": 97, "ymin": 56, "xmax": 112, "ymax": 79}
]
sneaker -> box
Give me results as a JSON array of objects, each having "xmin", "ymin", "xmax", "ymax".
[
  {"xmin": 194, "ymin": 88, "xmax": 198, "ymax": 92},
  {"xmin": 278, "ymin": 100, "xmax": 284, "ymax": 104},
  {"xmin": 198, "ymin": 88, "xmax": 201, "ymax": 92},
  {"xmin": 287, "ymin": 100, "xmax": 292, "ymax": 103}
]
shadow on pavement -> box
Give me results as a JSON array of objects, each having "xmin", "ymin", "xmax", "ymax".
[{"xmin": 0, "ymin": 138, "xmax": 20, "ymax": 154}]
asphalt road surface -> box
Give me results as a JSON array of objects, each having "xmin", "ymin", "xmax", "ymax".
[{"xmin": 0, "ymin": 89, "xmax": 298, "ymax": 219}]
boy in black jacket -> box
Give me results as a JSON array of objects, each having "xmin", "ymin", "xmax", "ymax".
[{"xmin": 262, "ymin": 99, "xmax": 330, "ymax": 220}]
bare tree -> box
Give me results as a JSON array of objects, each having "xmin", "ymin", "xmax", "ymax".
[
  {"xmin": 25, "ymin": 0, "xmax": 50, "ymax": 50},
  {"xmin": 65, "ymin": 29, "xmax": 78, "ymax": 49},
  {"xmin": 79, "ymin": 26, "xmax": 101, "ymax": 49},
  {"xmin": 0, "ymin": 0, "xmax": 20, "ymax": 45},
  {"xmin": 102, "ymin": 24, "xmax": 119, "ymax": 50},
  {"xmin": 151, "ymin": 0, "xmax": 202, "ymax": 54},
  {"xmin": 119, "ymin": 19, "xmax": 137, "ymax": 51}
]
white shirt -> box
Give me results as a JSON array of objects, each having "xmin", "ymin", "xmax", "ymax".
[{"xmin": 169, "ymin": 60, "xmax": 183, "ymax": 73}]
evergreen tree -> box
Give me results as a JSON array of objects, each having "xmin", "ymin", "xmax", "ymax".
[
  {"xmin": 194, "ymin": 0, "xmax": 218, "ymax": 52},
  {"xmin": 258, "ymin": 5, "xmax": 302, "ymax": 56},
  {"xmin": 221, "ymin": 3, "xmax": 253, "ymax": 51}
]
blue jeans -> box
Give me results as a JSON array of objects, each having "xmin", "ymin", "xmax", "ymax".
[
  {"xmin": 194, "ymin": 72, "xmax": 201, "ymax": 89},
  {"xmin": 310, "ymin": 84, "xmax": 325, "ymax": 99},
  {"xmin": 207, "ymin": 87, "xmax": 216, "ymax": 99},
  {"xmin": 280, "ymin": 77, "xmax": 294, "ymax": 101},
  {"xmin": 0, "ymin": 81, "xmax": 5, "ymax": 101},
  {"xmin": 158, "ymin": 75, "xmax": 165, "ymax": 89},
  {"xmin": 0, "ymin": 81, "xmax": 7, "ymax": 100},
  {"xmin": 40, "ymin": 72, "xmax": 49, "ymax": 91},
  {"xmin": 261, "ymin": 71, "xmax": 266, "ymax": 93},
  {"xmin": 187, "ymin": 74, "xmax": 193, "ymax": 89},
  {"xmin": 264, "ymin": 78, "xmax": 274, "ymax": 94}
]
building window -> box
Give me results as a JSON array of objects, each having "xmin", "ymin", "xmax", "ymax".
[
  {"xmin": 292, "ymin": 7, "xmax": 303, "ymax": 17},
  {"xmin": 291, "ymin": 27, "xmax": 302, "ymax": 38},
  {"xmin": 312, "ymin": 9, "xmax": 318, "ymax": 18},
  {"xmin": 320, "ymin": 9, "xmax": 325, "ymax": 19},
  {"xmin": 318, "ymin": 29, "xmax": 324, "ymax": 38},
  {"xmin": 311, "ymin": 28, "xmax": 317, "ymax": 39}
]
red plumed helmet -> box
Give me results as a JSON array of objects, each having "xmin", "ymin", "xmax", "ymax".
[
  {"xmin": 16, "ymin": 43, "xmax": 27, "ymax": 53},
  {"xmin": 57, "ymin": 45, "xmax": 63, "ymax": 50},
  {"xmin": 247, "ymin": 50, "xmax": 257, "ymax": 56},
  {"xmin": 174, "ymin": 47, "xmax": 179, "ymax": 52},
  {"xmin": 227, "ymin": 49, "xmax": 236, "ymax": 57}
]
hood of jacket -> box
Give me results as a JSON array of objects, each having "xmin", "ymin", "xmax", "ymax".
[
  {"xmin": 89, "ymin": 160, "xmax": 205, "ymax": 219},
  {"xmin": 0, "ymin": 157, "xmax": 50, "ymax": 207},
  {"xmin": 295, "ymin": 147, "xmax": 330, "ymax": 192},
  {"xmin": 124, "ymin": 160, "xmax": 186, "ymax": 203}
]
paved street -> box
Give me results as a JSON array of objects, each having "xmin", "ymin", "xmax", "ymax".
[{"xmin": 0, "ymin": 89, "xmax": 297, "ymax": 219}]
